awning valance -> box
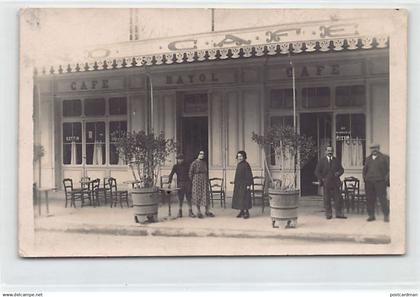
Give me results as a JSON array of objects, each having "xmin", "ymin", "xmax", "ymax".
[{"xmin": 35, "ymin": 18, "xmax": 389, "ymax": 76}]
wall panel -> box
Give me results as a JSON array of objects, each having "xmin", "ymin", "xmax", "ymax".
[
  {"xmin": 242, "ymin": 89, "xmax": 261, "ymax": 167},
  {"xmin": 371, "ymin": 82, "xmax": 390, "ymax": 154},
  {"xmin": 210, "ymin": 92, "xmax": 223, "ymax": 167}
]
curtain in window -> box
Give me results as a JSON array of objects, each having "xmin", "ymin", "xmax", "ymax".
[
  {"xmin": 71, "ymin": 141, "xmax": 77, "ymax": 165},
  {"xmin": 341, "ymin": 137, "xmax": 364, "ymax": 168}
]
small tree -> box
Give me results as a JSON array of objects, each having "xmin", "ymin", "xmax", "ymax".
[
  {"xmin": 113, "ymin": 130, "xmax": 176, "ymax": 189},
  {"xmin": 252, "ymin": 125, "xmax": 317, "ymax": 191},
  {"xmin": 33, "ymin": 143, "xmax": 45, "ymax": 188}
]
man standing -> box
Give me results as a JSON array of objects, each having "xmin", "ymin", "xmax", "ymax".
[
  {"xmin": 189, "ymin": 151, "xmax": 215, "ymax": 219},
  {"xmin": 168, "ymin": 154, "xmax": 195, "ymax": 218},
  {"xmin": 315, "ymin": 146, "xmax": 347, "ymax": 220},
  {"xmin": 363, "ymin": 144, "xmax": 390, "ymax": 222}
]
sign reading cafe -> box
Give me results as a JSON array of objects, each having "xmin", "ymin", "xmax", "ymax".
[
  {"xmin": 86, "ymin": 22, "xmax": 366, "ymax": 60},
  {"xmin": 166, "ymin": 23, "xmax": 359, "ymax": 51}
]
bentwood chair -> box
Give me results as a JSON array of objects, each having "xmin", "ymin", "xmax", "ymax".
[
  {"xmin": 209, "ymin": 177, "xmax": 226, "ymax": 208},
  {"xmin": 79, "ymin": 176, "xmax": 93, "ymax": 207},
  {"xmin": 63, "ymin": 178, "xmax": 83, "ymax": 208},
  {"xmin": 109, "ymin": 177, "xmax": 129, "ymax": 208},
  {"xmin": 96, "ymin": 177, "xmax": 111, "ymax": 205},
  {"xmin": 90, "ymin": 178, "xmax": 101, "ymax": 207},
  {"xmin": 160, "ymin": 175, "xmax": 171, "ymax": 188},
  {"xmin": 343, "ymin": 176, "xmax": 360, "ymax": 213},
  {"xmin": 252, "ymin": 176, "xmax": 268, "ymax": 213}
]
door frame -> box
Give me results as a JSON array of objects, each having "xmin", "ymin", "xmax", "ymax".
[{"xmin": 299, "ymin": 111, "xmax": 334, "ymax": 196}]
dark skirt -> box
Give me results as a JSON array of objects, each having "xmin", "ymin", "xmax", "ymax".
[{"xmin": 232, "ymin": 185, "xmax": 252, "ymax": 210}]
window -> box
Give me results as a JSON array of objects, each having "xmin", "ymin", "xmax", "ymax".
[
  {"xmin": 62, "ymin": 100, "xmax": 81, "ymax": 117},
  {"xmin": 270, "ymin": 89, "xmax": 293, "ymax": 109},
  {"xmin": 302, "ymin": 87, "xmax": 330, "ymax": 108},
  {"xmin": 62, "ymin": 122, "xmax": 82, "ymax": 164},
  {"xmin": 85, "ymin": 122, "xmax": 105, "ymax": 165},
  {"xmin": 109, "ymin": 97, "xmax": 127, "ymax": 115},
  {"xmin": 336, "ymin": 114, "xmax": 366, "ymax": 168},
  {"xmin": 61, "ymin": 97, "xmax": 127, "ymax": 166},
  {"xmin": 84, "ymin": 98, "xmax": 105, "ymax": 116},
  {"xmin": 184, "ymin": 94, "xmax": 208, "ymax": 114},
  {"xmin": 109, "ymin": 121, "xmax": 127, "ymax": 165},
  {"xmin": 335, "ymin": 85, "xmax": 366, "ymax": 107}
]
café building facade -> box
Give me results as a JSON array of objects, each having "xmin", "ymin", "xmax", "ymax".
[{"xmin": 33, "ymin": 18, "xmax": 390, "ymax": 196}]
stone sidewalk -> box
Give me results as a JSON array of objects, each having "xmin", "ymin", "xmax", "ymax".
[{"xmin": 34, "ymin": 193, "xmax": 391, "ymax": 244}]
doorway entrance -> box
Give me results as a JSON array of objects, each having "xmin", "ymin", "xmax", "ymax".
[
  {"xmin": 181, "ymin": 117, "xmax": 208, "ymax": 164},
  {"xmin": 300, "ymin": 112, "xmax": 332, "ymax": 196},
  {"xmin": 177, "ymin": 93, "xmax": 209, "ymax": 164}
]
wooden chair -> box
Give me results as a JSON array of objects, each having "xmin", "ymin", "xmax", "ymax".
[
  {"xmin": 79, "ymin": 176, "xmax": 93, "ymax": 207},
  {"xmin": 90, "ymin": 178, "xmax": 101, "ymax": 207},
  {"xmin": 209, "ymin": 177, "xmax": 226, "ymax": 208},
  {"xmin": 160, "ymin": 175, "xmax": 171, "ymax": 188},
  {"xmin": 252, "ymin": 176, "xmax": 268, "ymax": 213},
  {"xmin": 343, "ymin": 176, "xmax": 360, "ymax": 212},
  {"xmin": 159, "ymin": 175, "xmax": 172, "ymax": 204},
  {"xmin": 63, "ymin": 178, "xmax": 83, "ymax": 208},
  {"xmin": 109, "ymin": 177, "xmax": 129, "ymax": 208},
  {"xmin": 96, "ymin": 177, "xmax": 111, "ymax": 205}
]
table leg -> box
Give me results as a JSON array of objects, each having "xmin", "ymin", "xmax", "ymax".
[
  {"xmin": 168, "ymin": 194, "xmax": 171, "ymax": 217},
  {"xmin": 45, "ymin": 191, "xmax": 50, "ymax": 215},
  {"xmin": 38, "ymin": 190, "xmax": 41, "ymax": 216}
]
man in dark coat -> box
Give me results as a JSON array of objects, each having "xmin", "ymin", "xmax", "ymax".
[
  {"xmin": 363, "ymin": 144, "xmax": 390, "ymax": 222},
  {"xmin": 232, "ymin": 151, "xmax": 253, "ymax": 219},
  {"xmin": 315, "ymin": 146, "xmax": 347, "ymax": 220},
  {"xmin": 168, "ymin": 154, "xmax": 195, "ymax": 218}
]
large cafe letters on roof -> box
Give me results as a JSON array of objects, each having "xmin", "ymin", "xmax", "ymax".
[{"xmin": 36, "ymin": 19, "xmax": 389, "ymax": 74}]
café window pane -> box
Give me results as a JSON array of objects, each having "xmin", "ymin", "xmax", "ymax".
[
  {"xmin": 62, "ymin": 122, "xmax": 82, "ymax": 165},
  {"xmin": 335, "ymin": 113, "xmax": 366, "ymax": 168},
  {"xmin": 184, "ymin": 94, "xmax": 208, "ymax": 114},
  {"xmin": 336, "ymin": 85, "xmax": 366, "ymax": 107},
  {"xmin": 302, "ymin": 87, "xmax": 330, "ymax": 108},
  {"xmin": 84, "ymin": 98, "xmax": 105, "ymax": 116},
  {"xmin": 270, "ymin": 89, "xmax": 293, "ymax": 109},
  {"xmin": 85, "ymin": 122, "xmax": 106, "ymax": 165},
  {"xmin": 109, "ymin": 97, "xmax": 127, "ymax": 115},
  {"xmin": 109, "ymin": 121, "xmax": 127, "ymax": 165},
  {"xmin": 62, "ymin": 100, "xmax": 81, "ymax": 117}
]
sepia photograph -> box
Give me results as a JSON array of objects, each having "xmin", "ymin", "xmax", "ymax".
[{"xmin": 19, "ymin": 8, "xmax": 407, "ymax": 257}]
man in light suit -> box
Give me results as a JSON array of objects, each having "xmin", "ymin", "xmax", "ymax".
[{"xmin": 315, "ymin": 146, "xmax": 347, "ymax": 220}]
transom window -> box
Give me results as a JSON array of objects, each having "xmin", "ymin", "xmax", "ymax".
[
  {"xmin": 335, "ymin": 85, "xmax": 366, "ymax": 107},
  {"xmin": 84, "ymin": 98, "xmax": 105, "ymax": 116},
  {"xmin": 270, "ymin": 89, "xmax": 293, "ymax": 109},
  {"xmin": 302, "ymin": 87, "xmax": 330, "ymax": 108},
  {"xmin": 62, "ymin": 100, "xmax": 82, "ymax": 117},
  {"xmin": 109, "ymin": 97, "xmax": 127, "ymax": 115}
]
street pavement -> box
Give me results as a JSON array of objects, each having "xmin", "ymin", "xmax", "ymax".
[{"xmin": 32, "ymin": 191, "xmax": 391, "ymax": 256}]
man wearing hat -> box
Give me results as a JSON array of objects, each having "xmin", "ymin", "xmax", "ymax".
[
  {"xmin": 315, "ymin": 146, "xmax": 347, "ymax": 220},
  {"xmin": 168, "ymin": 154, "xmax": 195, "ymax": 218},
  {"xmin": 363, "ymin": 144, "xmax": 390, "ymax": 222}
]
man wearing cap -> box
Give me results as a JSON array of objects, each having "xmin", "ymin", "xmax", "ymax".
[
  {"xmin": 315, "ymin": 146, "xmax": 347, "ymax": 220},
  {"xmin": 363, "ymin": 144, "xmax": 390, "ymax": 222},
  {"xmin": 168, "ymin": 154, "xmax": 195, "ymax": 218}
]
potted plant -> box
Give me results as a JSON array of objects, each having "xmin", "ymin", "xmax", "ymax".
[
  {"xmin": 113, "ymin": 130, "xmax": 176, "ymax": 223},
  {"xmin": 252, "ymin": 125, "xmax": 316, "ymax": 228}
]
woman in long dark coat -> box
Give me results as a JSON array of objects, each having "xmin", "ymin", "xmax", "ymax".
[{"xmin": 232, "ymin": 151, "xmax": 253, "ymax": 219}]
